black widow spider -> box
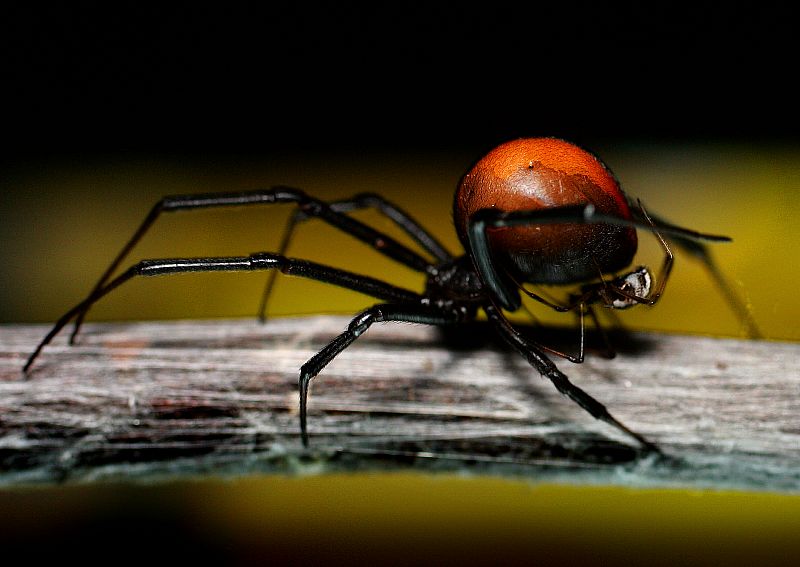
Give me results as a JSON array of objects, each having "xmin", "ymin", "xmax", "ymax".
[{"xmin": 24, "ymin": 138, "xmax": 755, "ymax": 453}]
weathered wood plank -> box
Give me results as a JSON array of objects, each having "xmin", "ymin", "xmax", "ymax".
[{"xmin": 1, "ymin": 316, "xmax": 798, "ymax": 491}]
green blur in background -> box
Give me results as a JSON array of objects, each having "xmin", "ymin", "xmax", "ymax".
[{"xmin": 1, "ymin": 143, "xmax": 799, "ymax": 563}]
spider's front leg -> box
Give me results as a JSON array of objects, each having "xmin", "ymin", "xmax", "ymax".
[
  {"xmin": 629, "ymin": 200, "xmax": 761, "ymax": 338},
  {"xmin": 484, "ymin": 304, "xmax": 660, "ymax": 453}
]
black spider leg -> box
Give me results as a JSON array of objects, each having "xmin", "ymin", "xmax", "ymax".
[
  {"xmin": 299, "ymin": 303, "xmax": 463, "ymax": 446},
  {"xmin": 540, "ymin": 297, "xmax": 619, "ymax": 362},
  {"xmin": 310, "ymin": 193, "xmax": 454, "ymax": 262},
  {"xmin": 564, "ymin": 261, "xmax": 618, "ymax": 361},
  {"xmin": 257, "ymin": 192, "xmax": 453, "ymax": 321},
  {"xmin": 484, "ymin": 303, "xmax": 660, "ymax": 453},
  {"xmin": 584, "ymin": 304, "xmax": 616, "ymax": 358},
  {"xmin": 467, "ymin": 203, "xmax": 731, "ymax": 313},
  {"xmin": 505, "ymin": 271, "xmax": 590, "ymax": 363},
  {"xmin": 581, "ymin": 265, "xmax": 621, "ymax": 359},
  {"xmin": 513, "ymin": 283, "xmax": 617, "ymax": 363},
  {"xmin": 24, "ymin": 252, "xmax": 423, "ymax": 373},
  {"xmin": 509, "ymin": 287, "xmax": 587, "ymax": 364},
  {"xmin": 629, "ymin": 200, "xmax": 762, "ymax": 338},
  {"xmin": 68, "ymin": 186, "xmax": 434, "ymax": 343}
]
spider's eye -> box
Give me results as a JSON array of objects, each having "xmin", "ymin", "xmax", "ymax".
[{"xmin": 611, "ymin": 267, "xmax": 652, "ymax": 309}]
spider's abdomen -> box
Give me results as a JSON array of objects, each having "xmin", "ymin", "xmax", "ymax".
[{"xmin": 454, "ymin": 138, "xmax": 638, "ymax": 285}]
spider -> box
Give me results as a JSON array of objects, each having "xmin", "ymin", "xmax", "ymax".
[{"xmin": 24, "ymin": 138, "xmax": 754, "ymax": 453}]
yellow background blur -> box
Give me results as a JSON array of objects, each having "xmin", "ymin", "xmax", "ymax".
[
  {"xmin": 3, "ymin": 142, "xmax": 798, "ymax": 338},
  {"xmin": 2, "ymin": 143, "xmax": 799, "ymax": 563}
]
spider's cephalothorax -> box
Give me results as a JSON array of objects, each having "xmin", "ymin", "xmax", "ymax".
[
  {"xmin": 423, "ymin": 255, "xmax": 484, "ymax": 311},
  {"xmin": 25, "ymin": 138, "xmax": 747, "ymax": 454}
]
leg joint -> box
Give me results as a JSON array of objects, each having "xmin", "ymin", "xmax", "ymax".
[
  {"xmin": 349, "ymin": 306, "xmax": 385, "ymax": 336},
  {"xmin": 249, "ymin": 252, "xmax": 287, "ymax": 270}
]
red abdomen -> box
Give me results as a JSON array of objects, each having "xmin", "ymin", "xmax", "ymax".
[{"xmin": 454, "ymin": 138, "xmax": 638, "ymax": 284}]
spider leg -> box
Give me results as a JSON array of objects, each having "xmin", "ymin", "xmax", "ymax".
[
  {"xmin": 258, "ymin": 207, "xmax": 302, "ymax": 323},
  {"xmin": 507, "ymin": 270, "xmax": 571, "ymax": 312},
  {"xmin": 257, "ymin": 208, "xmax": 300, "ymax": 322},
  {"xmin": 516, "ymin": 299, "xmax": 587, "ymax": 364},
  {"xmin": 467, "ymin": 204, "xmax": 731, "ymax": 312},
  {"xmin": 586, "ymin": 304, "xmax": 616, "ymax": 359},
  {"xmin": 485, "ymin": 304, "xmax": 659, "ymax": 453},
  {"xmin": 319, "ymin": 193, "xmax": 453, "ymax": 262},
  {"xmin": 520, "ymin": 291, "xmax": 619, "ymax": 363},
  {"xmin": 24, "ymin": 252, "xmax": 422, "ymax": 373},
  {"xmin": 608, "ymin": 201, "xmax": 674, "ymax": 307},
  {"xmin": 630, "ymin": 200, "xmax": 761, "ymax": 338},
  {"xmin": 69, "ymin": 186, "xmax": 434, "ymax": 342},
  {"xmin": 258, "ymin": 193, "xmax": 453, "ymax": 321},
  {"xmin": 512, "ymin": 268, "xmax": 617, "ymax": 363},
  {"xmin": 298, "ymin": 303, "xmax": 463, "ymax": 446}
]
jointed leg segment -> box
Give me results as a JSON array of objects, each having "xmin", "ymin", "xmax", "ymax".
[
  {"xmin": 69, "ymin": 187, "xmax": 436, "ymax": 341},
  {"xmin": 298, "ymin": 303, "xmax": 463, "ymax": 445},
  {"xmin": 467, "ymin": 203, "xmax": 730, "ymax": 312},
  {"xmin": 485, "ymin": 304, "xmax": 659, "ymax": 452},
  {"xmin": 302, "ymin": 193, "xmax": 453, "ymax": 263},
  {"xmin": 258, "ymin": 192, "xmax": 452, "ymax": 320},
  {"xmin": 629, "ymin": 201, "xmax": 761, "ymax": 338},
  {"xmin": 24, "ymin": 252, "xmax": 422, "ymax": 373}
]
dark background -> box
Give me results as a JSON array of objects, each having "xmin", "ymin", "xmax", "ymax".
[{"xmin": 4, "ymin": 3, "xmax": 796, "ymax": 161}]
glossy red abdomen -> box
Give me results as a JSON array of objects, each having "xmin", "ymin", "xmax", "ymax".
[{"xmin": 454, "ymin": 138, "xmax": 638, "ymax": 285}]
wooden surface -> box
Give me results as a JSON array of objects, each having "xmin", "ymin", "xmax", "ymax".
[{"xmin": 1, "ymin": 316, "xmax": 798, "ymax": 492}]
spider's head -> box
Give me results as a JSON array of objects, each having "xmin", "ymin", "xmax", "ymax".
[{"xmin": 607, "ymin": 266, "xmax": 652, "ymax": 309}]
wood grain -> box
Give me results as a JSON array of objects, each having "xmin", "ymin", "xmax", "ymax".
[{"xmin": 1, "ymin": 316, "xmax": 798, "ymax": 491}]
